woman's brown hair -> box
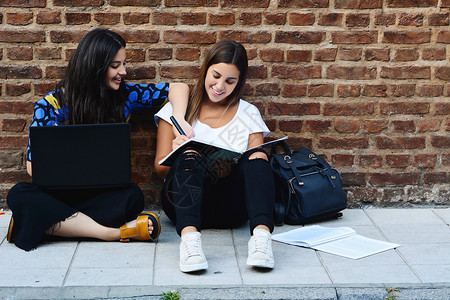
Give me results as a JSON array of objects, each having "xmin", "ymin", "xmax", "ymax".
[{"xmin": 185, "ymin": 40, "xmax": 248, "ymax": 124}]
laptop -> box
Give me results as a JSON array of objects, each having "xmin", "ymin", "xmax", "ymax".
[{"xmin": 30, "ymin": 123, "xmax": 131, "ymax": 189}]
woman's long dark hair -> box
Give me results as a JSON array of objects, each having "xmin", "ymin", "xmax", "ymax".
[
  {"xmin": 186, "ymin": 40, "xmax": 248, "ymax": 124},
  {"xmin": 58, "ymin": 28, "xmax": 127, "ymax": 124}
]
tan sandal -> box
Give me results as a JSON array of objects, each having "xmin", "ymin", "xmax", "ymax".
[
  {"xmin": 120, "ymin": 212, "xmax": 160, "ymax": 242},
  {"xmin": 7, "ymin": 216, "xmax": 14, "ymax": 243}
]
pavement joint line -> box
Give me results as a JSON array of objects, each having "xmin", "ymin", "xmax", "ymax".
[
  {"xmin": 62, "ymin": 241, "xmax": 80, "ymax": 287},
  {"xmin": 231, "ymin": 228, "xmax": 244, "ymax": 284}
]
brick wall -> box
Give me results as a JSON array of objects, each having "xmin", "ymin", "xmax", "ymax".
[{"xmin": 0, "ymin": 0, "xmax": 449, "ymax": 209}]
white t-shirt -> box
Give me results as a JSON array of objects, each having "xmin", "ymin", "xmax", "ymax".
[{"xmin": 154, "ymin": 99, "xmax": 269, "ymax": 153}]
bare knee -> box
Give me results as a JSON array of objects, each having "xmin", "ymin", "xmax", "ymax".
[{"xmin": 249, "ymin": 151, "xmax": 268, "ymax": 161}]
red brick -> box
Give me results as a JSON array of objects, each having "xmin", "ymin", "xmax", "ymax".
[
  {"xmin": 36, "ymin": 47, "xmax": 61, "ymax": 60},
  {"xmin": 0, "ymin": 0, "xmax": 46, "ymax": 7},
  {"xmin": 289, "ymin": 13, "xmax": 315, "ymax": 26},
  {"xmin": 0, "ymin": 170, "xmax": 30, "ymax": 183},
  {"xmin": 369, "ymin": 172, "xmax": 420, "ymax": 186},
  {"xmin": 417, "ymin": 84, "xmax": 443, "ymax": 97},
  {"xmin": 281, "ymin": 84, "xmax": 307, "ymax": 97},
  {"xmin": 381, "ymin": 66, "xmax": 430, "ymax": 79},
  {"xmin": 0, "ymin": 100, "xmax": 34, "ymax": 114},
  {"xmin": 275, "ymin": 31, "xmax": 325, "ymax": 44},
  {"xmin": 50, "ymin": 30, "xmax": 87, "ymax": 43},
  {"xmin": 386, "ymin": 154, "xmax": 410, "ymax": 167},
  {"xmin": 255, "ymin": 83, "xmax": 280, "ymax": 96},
  {"xmin": 123, "ymin": 12, "xmax": 150, "ymax": 25},
  {"xmin": 181, "ymin": 12, "xmax": 206, "ymax": 25},
  {"xmin": 160, "ymin": 66, "xmax": 199, "ymax": 79},
  {"xmin": 220, "ymin": 30, "xmax": 271, "ymax": 43},
  {"xmin": 435, "ymin": 102, "xmax": 450, "ymax": 115},
  {"xmin": 222, "ymin": 0, "xmax": 269, "ymax": 7},
  {"xmin": 110, "ymin": 0, "xmax": 159, "ymax": 5},
  {"xmin": 259, "ymin": 49, "xmax": 283, "ymax": 62},
  {"xmin": 147, "ymin": 48, "xmax": 172, "ymax": 60},
  {"xmin": 308, "ymin": 84, "xmax": 333, "ymax": 97},
  {"xmin": 413, "ymin": 154, "xmax": 437, "ymax": 168},
  {"xmin": 0, "ymin": 66, "xmax": 42, "ymax": 79},
  {"xmin": 398, "ymin": 13, "xmax": 424, "ymax": 26},
  {"xmin": 324, "ymin": 102, "xmax": 374, "ymax": 116},
  {"xmin": 424, "ymin": 172, "xmax": 450, "ymax": 184},
  {"xmin": 351, "ymin": 188, "xmax": 379, "ymax": 204},
  {"xmin": 6, "ymin": 83, "xmax": 31, "ymax": 96},
  {"xmin": 66, "ymin": 12, "xmax": 91, "ymax": 25},
  {"xmin": 248, "ymin": 65, "xmax": 267, "ymax": 79},
  {"xmin": 334, "ymin": 119, "xmax": 360, "ymax": 133},
  {"xmin": 125, "ymin": 49, "xmax": 145, "ymax": 63},
  {"xmin": 431, "ymin": 135, "xmax": 450, "ymax": 148},
  {"xmin": 358, "ymin": 155, "xmax": 382, "ymax": 168},
  {"xmin": 340, "ymin": 172, "xmax": 366, "ymax": 186},
  {"xmin": 319, "ymin": 137, "xmax": 369, "ymax": 149},
  {"xmin": 314, "ymin": 48, "xmax": 337, "ymax": 61},
  {"xmin": 2, "ymin": 119, "xmax": 27, "ymax": 132},
  {"xmin": 339, "ymin": 48, "xmax": 362, "ymax": 61},
  {"xmin": 305, "ymin": 120, "xmax": 332, "ymax": 133},
  {"xmin": 286, "ymin": 50, "xmax": 312, "ymax": 62},
  {"xmin": 209, "ymin": 13, "xmax": 235, "ymax": 25},
  {"xmin": 164, "ymin": 30, "xmax": 216, "ymax": 44},
  {"xmin": 442, "ymin": 154, "xmax": 450, "ymax": 166},
  {"xmin": 382, "ymin": 189, "xmax": 405, "ymax": 203},
  {"xmin": 337, "ymin": 0, "xmax": 382, "ymax": 8},
  {"xmin": 6, "ymin": 12, "xmax": 33, "ymax": 25},
  {"xmin": 337, "ymin": 84, "xmax": 361, "ymax": 97},
  {"xmin": 272, "ymin": 65, "xmax": 321, "ymax": 80},
  {"xmin": 164, "ymin": 0, "xmax": 217, "ymax": 6},
  {"xmin": 318, "ymin": 13, "xmax": 343, "ymax": 26},
  {"xmin": 429, "ymin": 13, "xmax": 449, "ymax": 26},
  {"xmin": 375, "ymin": 136, "xmax": 426, "ymax": 149},
  {"xmin": 331, "ymin": 154, "xmax": 354, "ymax": 167},
  {"xmin": 7, "ymin": 47, "xmax": 33, "ymax": 60},
  {"xmin": 375, "ymin": 13, "xmax": 396, "ymax": 25},
  {"xmin": 436, "ymin": 31, "xmax": 450, "ymax": 43},
  {"xmin": 264, "ymin": 12, "xmax": 286, "ymax": 25},
  {"xmin": 153, "ymin": 12, "xmax": 177, "ymax": 25},
  {"xmin": 346, "ymin": 13, "xmax": 370, "ymax": 27},
  {"xmin": 240, "ymin": 12, "xmax": 261, "ymax": 25},
  {"xmin": 94, "ymin": 12, "xmax": 120, "ymax": 25},
  {"xmin": 387, "ymin": 0, "xmax": 438, "ymax": 7},
  {"xmin": 443, "ymin": 0, "xmax": 450, "ymax": 7},
  {"xmin": 392, "ymin": 120, "xmax": 415, "ymax": 133},
  {"xmin": 417, "ymin": 119, "xmax": 442, "ymax": 132},
  {"xmin": 332, "ymin": 31, "xmax": 377, "ymax": 44},
  {"xmin": 327, "ymin": 66, "xmax": 376, "ymax": 80},
  {"xmin": 53, "ymin": 0, "xmax": 104, "ymax": 6},
  {"xmin": 117, "ymin": 30, "xmax": 159, "ymax": 43},
  {"xmin": 245, "ymin": 49, "xmax": 257, "ymax": 60},
  {"xmin": 268, "ymin": 102, "xmax": 320, "ymax": 116},
  {"xmin": 364, "ymin": 48, "xmax": 390, "ymax": 61},
  {"xmin": 362, "ymin": 85, "xmax": 387, "ymax": 97},
  {"xmin": 422, "ymin": 47, "xmax": 446, "ymax": 60},
  {"xmin": 363, "ymin": 119, "xmax": 388, "ymax": 133},
  {"xmin": 380, "ymin": 102, "xmax": 429, "ymax": 115},
  {"xmin": 45, "ymin": 66, "xmax": 65, "ymax": 79},
  {"xmin": 278, "ymin": 120, "xmax": 303, "ymax": 132},
  {"xmin": 278, "ymin": 0, "xmax": 328, "ymax": 8},
  {"xmin": 0, "ymin": 30, "xmax": 45, "ymax": 43},
  {"xmin": 394, "ymin": 48, "xmax": 419, "ymax": 61},
  {"xmin": 175, "ymin": 47, "xmax": 200, "ymax": 61},
  {"xmin": 35, "ymin": 82, "xmax": 58, "ymax": 96},
  {"xmin": 435, "ymin": 67, "xmax": 450, "ymax": 81},
  {"xmin": 383, "ymin": 31, "xmax": 431, "ymax": 44},
  {"xmin": 390, "ymin": 84, "xmax": 415, "ymax": 97},
  {"xmin": 0, "ymin": 136, "xmax": 28, "ymax": 149}
]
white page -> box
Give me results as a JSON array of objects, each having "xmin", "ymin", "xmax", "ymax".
[
  {"xmin": 313, "ymin": 235, "xmax": 401, "ymax": 259},
  {"xmin": 272, "ymin": 225, "xmax": 356, "ymax": 247}
]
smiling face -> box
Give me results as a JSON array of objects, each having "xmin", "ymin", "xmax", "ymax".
[
  {"xmin": 204, "ymin": 63, "xmax": 240, "ymax": 104},
  {"xmin": 104, "ymin": 47, "xmax": 127, "ymax": 90}
]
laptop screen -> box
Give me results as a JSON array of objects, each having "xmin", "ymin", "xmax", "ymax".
[{"xmin": 30, "ymin": 123, "xmax": 131, "ymax": 189}]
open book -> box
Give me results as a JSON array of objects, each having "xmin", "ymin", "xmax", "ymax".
[
  {"xmin": 159, "ymin": 136, "xmax": 288, "ymax": 166},
  {"xmin": 272, "ymin": 225, "xmax": 400, "ymax": 259}
]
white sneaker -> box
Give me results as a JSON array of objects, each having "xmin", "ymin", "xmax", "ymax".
[
  {"xmin": 179, "ymin": 231, "xmax": 208, "ymax": 273},
  {"xmin": 247, "ymin": 228, "xmax": 274, "ymax": 269}
]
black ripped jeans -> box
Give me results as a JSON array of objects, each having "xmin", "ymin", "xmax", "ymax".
[{"xmin": 161, "ymin": 148, "xmax": 275, "ymax": 236}]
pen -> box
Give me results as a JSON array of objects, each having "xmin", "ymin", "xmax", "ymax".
[{"xmin": 170, "ymin": 116, "xmax": 186, "ymax": 136}]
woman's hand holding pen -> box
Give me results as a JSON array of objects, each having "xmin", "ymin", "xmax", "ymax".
[
  {"xmin": 171, "ymin": 115, "xmax": 194, "ymax": 139},
  {"xmin": 172, "ymin": 134, "xmax": 189, "ymax": 151},
  {"xmin": 170, "ymin": 116, "xmax": 194, "ymax": 151}
]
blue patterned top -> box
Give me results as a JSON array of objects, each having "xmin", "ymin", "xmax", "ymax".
[{"xmin": 27, "ymin": 82, "xmax": 170, "ymax": 161}]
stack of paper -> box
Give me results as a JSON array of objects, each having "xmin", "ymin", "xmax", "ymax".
[{"xmin": 272, "ymin": 225, "xmax": 400, "ymax": 259}]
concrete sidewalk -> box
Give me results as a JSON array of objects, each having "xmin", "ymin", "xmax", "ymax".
[{"xmin": 0, "ymin": 208, "xmax": 449, "ymax": 299}]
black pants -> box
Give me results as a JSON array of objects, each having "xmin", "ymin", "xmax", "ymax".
[
  {"xmin": 161, "ymin": 149, "xmax": 275, "ymax": 236},
  {"xmin": 7, "ymin": 182, "xmax": 144, "ymax": 251}
]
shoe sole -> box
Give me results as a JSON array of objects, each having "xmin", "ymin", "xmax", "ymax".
[
  {"xmin": 180, "ymin": 262, "xmax": 208, "ymax": 273},
  {"xmin": 7, "ymin": 217, "xmax": 14, "ymax": 243},
  {"xmin": 246, "ymin": 258, "xmax": 274, "ymax": 269}
]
